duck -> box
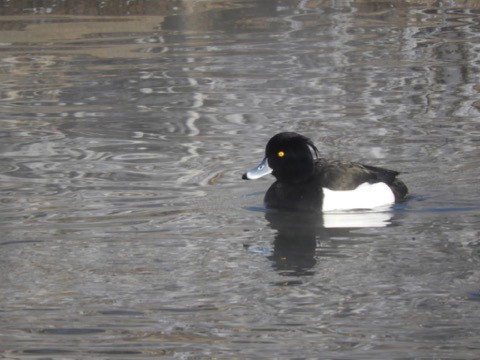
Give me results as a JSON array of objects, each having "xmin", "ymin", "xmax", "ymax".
[{"xmin": 242, "ymin": 132, "xmax": 408, "ymax": 211}]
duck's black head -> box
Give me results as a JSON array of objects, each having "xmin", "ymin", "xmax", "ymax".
[{"xmin": 243, "ymin": 132, "xmax": 319, "ymax": 183}]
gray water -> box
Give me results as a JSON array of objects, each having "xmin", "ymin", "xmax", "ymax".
[{"xmin": 1, "ymin": 1, "xmax": 480, "ymax": 358}]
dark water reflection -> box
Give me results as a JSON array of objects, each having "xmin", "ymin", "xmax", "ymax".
[
  {"xmin": 266, "ymin": 210, "xmax": 319, "ymax": 276},
  {"xmin": 1, "ymin": 0, "xmax": 480, "ymax": 358},
  {"xmin": 264, "ymin": 208, "xmax": 402, "ymax": 276}
]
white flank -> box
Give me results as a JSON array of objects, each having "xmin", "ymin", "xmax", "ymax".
[{"xmin": 322, "ymin": 182, "xmax": 395, "ymax": 212}]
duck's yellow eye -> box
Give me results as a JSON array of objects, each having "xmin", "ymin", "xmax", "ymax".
[{"xmin": 278, "ymin": 151, "xmax": 285, "ymax": 158}]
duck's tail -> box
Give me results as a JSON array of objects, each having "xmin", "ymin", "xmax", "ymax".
[{"xmin": 391, "ymin": 179, "xmax": 409, "ymax": 202}]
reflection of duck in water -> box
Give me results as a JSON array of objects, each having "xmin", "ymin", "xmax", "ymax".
[
  {"xmin": 243, "ymin": 132, "xmax": 408, "ymax": 275},
  {"xmin": 265, "ymin": 207, "xmax": 397, "ymax": 276},
  {"xmin": 243, "ymin": 132, "xmax": 408, "ymax": 212},
  {"xmin": 265, "ymin": 210, "xmax": 317, "ymax": 276}
]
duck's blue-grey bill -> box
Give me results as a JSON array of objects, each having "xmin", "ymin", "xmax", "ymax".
[{"xmin": 242, "ymin": 158, "xmax": 273, "ymax": 180}]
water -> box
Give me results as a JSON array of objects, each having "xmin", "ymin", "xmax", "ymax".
[{"xmin": 1, "ymin": 1, "xmax": 480, "ymax": 358}]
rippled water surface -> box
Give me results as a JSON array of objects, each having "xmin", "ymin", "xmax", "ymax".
[{"xmin": 1, "ymin": 1, "xmax": 480, "ymax": 358}]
